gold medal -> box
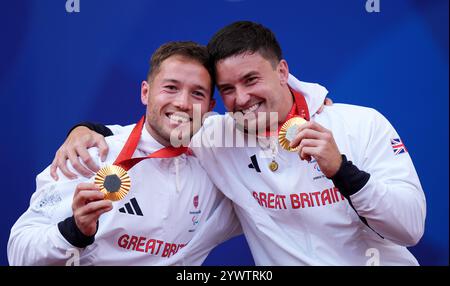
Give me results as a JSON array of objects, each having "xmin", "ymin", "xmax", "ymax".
[
  {"xmin": 269, "ymin": 160, "xmax": 279, "ymax": 172},
  {"xmin": 278, "ymin": 117, "xmax": 307, "ymax": 152},
  {"xmin": 94, "ymin": 165, "xmax": 131, "ymax": 201},
  {"xmin": 92, "ymin": 116, "xmax": 187, "ymax": 201}
]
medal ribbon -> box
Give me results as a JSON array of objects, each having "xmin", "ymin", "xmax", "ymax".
[
  {"xmin": 265, "ymin": 86, "xmax": 310, "ymax": 137},
  {"xmin": 113, "ymin": 116, "xmax": 188, "ymax": 171},
  {"xmin": 286, "ymin": 86, "xmax": 310, "ymax": 122}
]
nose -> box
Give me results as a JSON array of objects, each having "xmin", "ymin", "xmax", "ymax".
[
  {"xmin": 235, "ymin": 87, "xmax": 251, "ymax": 109},
  {"xmin": 174, "ymin": 89, "xmax": 191, "ymax": 111}
]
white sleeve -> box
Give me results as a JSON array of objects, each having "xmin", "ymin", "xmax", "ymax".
[
  {"xmin": 348, "ymin": 109, "xmax": 426, "ymax": 247},
  {"xmin": 165, "ymin": 190, "xmax": 242, "ymax": 266},
  {"xmin": 106, "ymin": 124, "xmax": 134, "ymax": 136},
  {"xmin": 8, "ymin": 161, "xmax": 98, "ymax": 265}
]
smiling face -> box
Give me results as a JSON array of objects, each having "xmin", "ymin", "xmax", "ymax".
[
  {"xmin": 141, "ymin": 55, "xmax": 213, "ymax": 146},
  {"xmin": 215, "ymin": 51, "xmax": 292, "ymax": 133}
]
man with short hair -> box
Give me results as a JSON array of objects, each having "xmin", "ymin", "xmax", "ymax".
[
  {"xmin": 8, "ymin": 41, "xmax": 240, "ymax": 265},
  {"xmin": 47, "ymin": 21, "xmax": 426, "ymax": 265}
]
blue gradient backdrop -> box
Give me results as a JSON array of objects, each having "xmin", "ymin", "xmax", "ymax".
[{"xmin": 0, "ymin": 0, "xmax": 448, "ymax": 266}]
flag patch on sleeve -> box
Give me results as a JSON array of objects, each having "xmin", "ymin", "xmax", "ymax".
[{"xmin": 391, "ymin": 138, "xmax": 407, "ymax": 155}]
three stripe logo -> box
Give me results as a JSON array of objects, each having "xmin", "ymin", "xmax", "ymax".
[
  {"xmin": 118, "ymin": 197, "xmax": 143, "ymax": 216},
  {"xmin": 248, "ymin": 154, "xmax": 261, "ymax": 173}
]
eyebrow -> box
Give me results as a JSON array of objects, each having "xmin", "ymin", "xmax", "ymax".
[
  {"xmin": 162, "ymin": 79, "xmax": 209, "ymax": 92},
  {"xmin": 217, "ymin": 82, "xmax": 232, "ymax": 91},
  {"xmin": 217, "ymin": 71, "xmax": 260, "ymax": 90},
  {"xmin": 241, "ymin": 71, "xmax": 260, "ymax": 80},
  {"xmin": 161, "ymin": 79, "xmax": 181, "ymax": 85},
  {"xmin": 192, "ymin": 84, "xmax": 209, "ymax": 93}
]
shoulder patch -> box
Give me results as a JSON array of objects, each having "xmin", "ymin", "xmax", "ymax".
[{"xmin": 391, "ymin": 138, "xmax": 408, "ymax": 155}]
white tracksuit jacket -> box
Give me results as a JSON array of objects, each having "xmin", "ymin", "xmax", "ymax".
[
  {"xmin": 190, "ymin": 75, "xmax": 426, "ymax": 265},
  {"xmin": 8, "ymin": 126, "xmax": 241, "ymax": 265},
  {"xmin": 45, "ymin": 75, "xmax": 426, "ymax": 265}
]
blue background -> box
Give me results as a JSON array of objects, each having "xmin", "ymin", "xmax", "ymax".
[{"xmin": 0, "ymin": 0, "xmax": 448, "ymax": 266}]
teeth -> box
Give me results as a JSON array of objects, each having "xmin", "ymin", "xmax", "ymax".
[
  {"xmin": 168, "ymin": 114, "xmax": 190, "ymax": 123},
  {"xmin": 242, "ymin": 103, "xmax": 260, "ymax": 114}
]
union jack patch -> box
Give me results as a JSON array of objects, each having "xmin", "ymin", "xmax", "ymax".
[{"xmin": 391, "ymin": 138, "xmax": 407, "ymax": 155}]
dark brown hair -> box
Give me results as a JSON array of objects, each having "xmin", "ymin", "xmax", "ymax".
[
  {"xmin": 207, "ymin": 21, "xmax": 282, "ymax": 69},
  {"xmin": 147, "ymin": 41, "xmax": 215, "ymax": 97}
]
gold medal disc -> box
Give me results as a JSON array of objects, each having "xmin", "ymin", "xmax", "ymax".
[
  {"xmin": 94, "ymin": 165, "xmax": 131, "ymax": 201},
  {"xmin": 278, "ymin": 117, "xmax": 307, "ymax": 152},
  {"xmin": 269, "ymin": 161, "xmax": 279, "ymax": 172}
]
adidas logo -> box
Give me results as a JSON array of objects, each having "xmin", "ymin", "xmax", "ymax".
[
  {"xmin": 118, "ymin": 198, "xmax": 143, "ymax": 216},
  {"xmin": 248, "ymin": 154, "xmax": 261, "ymax": 173}
]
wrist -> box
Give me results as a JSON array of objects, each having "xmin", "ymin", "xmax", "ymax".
[
  {"xmin": 329, "ymin": 154, "xmax": 370, "ymax": 197},
  {"xmin": 58, "ymin": 216, "xmax": 97, "ymax": 248},
  {"xmin": 67, "ymin": 124, "xmax": 93, "ymax": 138},
  {"xmin": 327, "ymin": 154, "xmax": 343, "ymax": 178}
]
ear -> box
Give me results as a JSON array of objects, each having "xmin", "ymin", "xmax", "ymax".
[
  {"xmin": 209, "ymin": 99, "xmax": 216, "ymax": 111},
  {"xmin": 277, "ymin": 59, "xmax": 289, "ymax": 86},
  {"xmin": 141, "ymin": 81, "xmax": 150, "ymax": 105}
]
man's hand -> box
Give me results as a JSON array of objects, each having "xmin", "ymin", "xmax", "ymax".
[
  {"xmin": 72, "ymin": 183, "xmax": 113, "ymax": 237},
  {"xmin": 289, "ymin": 121, "xmax": 342, "ymax": 178},
  {"xmin": 50, "ymin": 126, "xmax": 108, "ymax": 180}
]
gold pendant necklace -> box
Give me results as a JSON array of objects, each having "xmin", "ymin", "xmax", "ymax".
[
  {"xmin": 269, "ymin": 160, "xmax": 279, "ymax": 172},
  {"xmin": 268, "ymin": 137, "xmax": 279, "ymax": 172}
]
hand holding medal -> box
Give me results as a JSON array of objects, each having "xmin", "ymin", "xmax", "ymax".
[
  {"xmin": 283, "ymin": 118, "xmax": 343, "ymax": 178},
  {"xmin": 276, "ymin": 88, "xmax": 341, "ymax": 177},
  {"xmin": 94, "ymin": 116, "xmax": 187, "ymax": 201}
]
